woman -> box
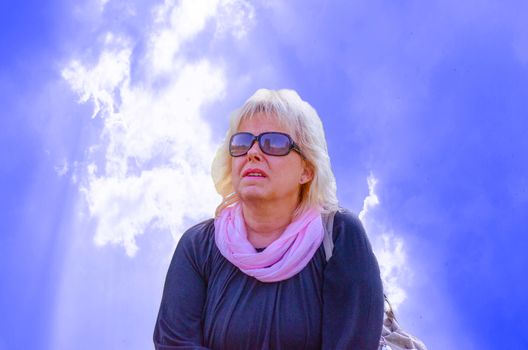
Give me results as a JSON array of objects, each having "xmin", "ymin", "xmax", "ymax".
[{"xmin": 153, "ymin": 89, "xmax": 384, "ymax": 349}]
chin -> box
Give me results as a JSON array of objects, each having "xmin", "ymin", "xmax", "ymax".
[{"xmin": 237, "ymin": 189, "xmax": 269, "ymax": 203}]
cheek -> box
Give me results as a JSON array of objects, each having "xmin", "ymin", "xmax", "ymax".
[
  {"xmin": 231, "ymin": 158, "xmax": 242, "ymax": 184},
  {"xmin": 276, "ymin": 159, "xmax": 304, "ymax": 185}
]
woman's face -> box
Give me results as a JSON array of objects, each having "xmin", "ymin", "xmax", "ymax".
[{"xmin": 231, "ymin": 113, "xmax": 312, "ymax": 207}]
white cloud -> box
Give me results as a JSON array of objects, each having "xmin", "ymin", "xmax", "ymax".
[
  {"xmin": 149, "ymin": 0, "xmax": 255, "ymax": 74},
  {"xmin": 62, "ymin": 42, "xmax": 131, "ymax": 119},
  {"xmin": 215, "ymin": 0, "xmax": 255, "ymax": 39},
  {"xmin": 62, "ymin": 0, "xmax": 255, "ymax": 256},
  {"xmin": 359, "ymin": 173, "xmax": 411, "ymax": 310},
  {"xmin": 54, "ymin": 159, "xmax": 69, "ymax": 177},
  {"xmin": 149, "ymin": 0, "xmax": 220, "ymax": 73}
]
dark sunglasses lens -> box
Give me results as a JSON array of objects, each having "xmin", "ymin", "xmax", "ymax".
[
  {"xmin": 260, "ymin": 133, "xmax": 292, "ymax": 156},
  {"xmin": 230, "ymin": 133, "xmax": 254, "ymax": 156}
]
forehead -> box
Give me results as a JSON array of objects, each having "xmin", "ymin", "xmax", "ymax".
[{"xmin": 237, "ymin": 112, "xmax": 293, "ymax": 135}]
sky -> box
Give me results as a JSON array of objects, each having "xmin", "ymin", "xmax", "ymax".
[{"xmin": 1, "ymin": 0, "xmax": 527, "ymax": 349}]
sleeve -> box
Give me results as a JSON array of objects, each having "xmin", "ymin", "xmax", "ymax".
[
  {"xmin": 322, "ymin": 210, "xmax": 384, "ymax": 350},
  {"xmin": 153, "ymin": 220, "xmax": 214, "ymax": 350}
]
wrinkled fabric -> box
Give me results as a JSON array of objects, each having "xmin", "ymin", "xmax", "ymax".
[
  {"xmin": 214, "ymin": 203, "xmax": 324, "ymax": 282},
  {"xmin": 380, "ymin": 317, "xmax": 428, "ymax": 350},
  {"xmin": 153, "ymin": 210, "xmax": 384, "ymax": 350}
]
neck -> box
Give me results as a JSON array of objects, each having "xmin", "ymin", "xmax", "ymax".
[{"xmin": 241, "ymin": 199, "xmax": 298, "ymax": 249}]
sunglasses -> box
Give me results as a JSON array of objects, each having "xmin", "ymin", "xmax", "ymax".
[{"xmin": 229, "ymin": 132, "xmax": 303, "ymax": 157}]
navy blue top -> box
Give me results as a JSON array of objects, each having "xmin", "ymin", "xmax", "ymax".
[{"xmin": 153, "ymin": 210, "xmax": 384, "ymax": 350}]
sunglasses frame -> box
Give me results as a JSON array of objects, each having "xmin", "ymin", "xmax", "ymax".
[{"xmin": 229, "ymin": 131, "xmax": 303, "ymax": 157}]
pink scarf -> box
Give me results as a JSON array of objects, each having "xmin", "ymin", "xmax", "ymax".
[{"xmin": 214, "ymin": 203, "xmax": 324, "ymax": 283}]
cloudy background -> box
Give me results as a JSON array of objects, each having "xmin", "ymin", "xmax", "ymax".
[{"xmin": 1, "ymin": 0, "xmax": 527, "ymax": 349}]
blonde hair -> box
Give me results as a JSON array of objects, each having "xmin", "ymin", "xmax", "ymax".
[{"xmin": 211, "ymin": 89, "xmax": 338, "ymax": 216}]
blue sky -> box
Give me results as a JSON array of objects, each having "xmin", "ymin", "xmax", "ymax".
[{"xmin": 1, "ymin": 0, "xmax": 527, "ymax": 349}]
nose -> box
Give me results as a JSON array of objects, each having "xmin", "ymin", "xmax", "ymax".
[{"xmin": 246, "ymin": 140, "xmax": 262, "ymax": 161}]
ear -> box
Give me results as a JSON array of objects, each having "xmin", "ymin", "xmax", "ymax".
[{"xmin": 300, "ymin": 162, "xmax": 314, "ymax": 184}]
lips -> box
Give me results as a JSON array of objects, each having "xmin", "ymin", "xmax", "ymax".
[{"xmin": 242, "ymin": 168, "xmax": 268, "ymax": 178}]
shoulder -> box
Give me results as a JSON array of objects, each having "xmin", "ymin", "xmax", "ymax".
[
  {"xmin": 330, "ymin": 208, "xmax": 379, "ymax": 279},
  {"xmin": 171, "ymin": 218, "xmax": 216, "ymax": 273},
  {"xmin": 333, "ymin": 208, "xmax": 362, "ymax": 229},
  {"xmin": 178, "ymin": 218, "xmax": 215, "ymax": 247},
  {"xmin": 332, "ymin": 208, "xmax": 368, "ymax": 243}
]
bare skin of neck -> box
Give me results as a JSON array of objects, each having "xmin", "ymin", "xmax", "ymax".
[{"xmin": 241, "ymin": 197, "xmax": 298, "ymax": 249}]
